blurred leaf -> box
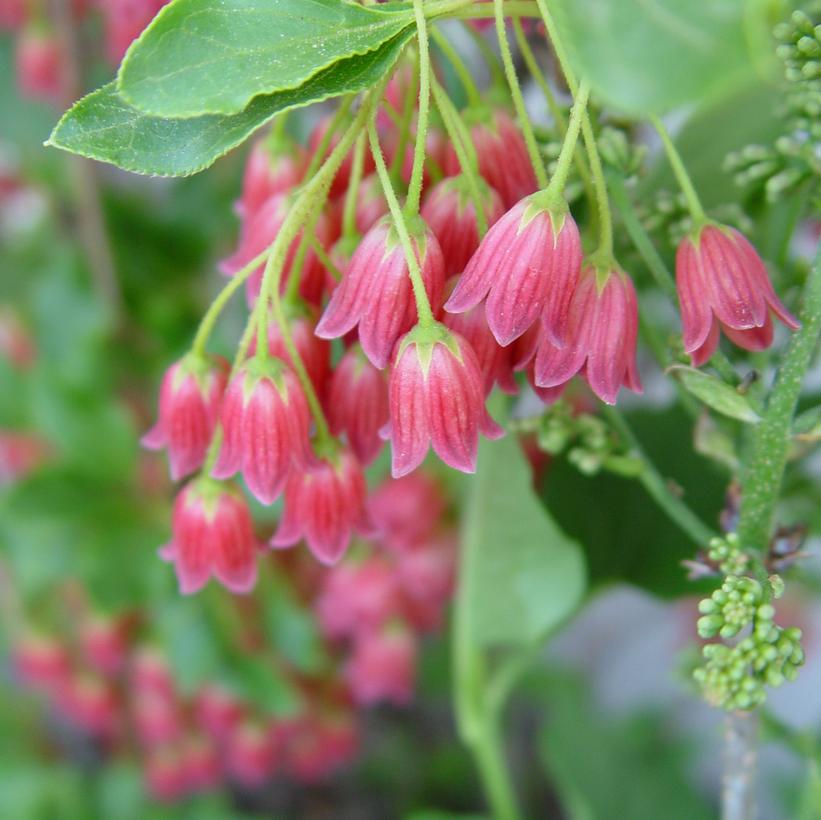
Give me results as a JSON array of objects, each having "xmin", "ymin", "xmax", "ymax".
[
  {"xmin": 117, "ymin": 0, "xmax": 414, "ymax": 117},
  {"xmin": 262, "ymin": 578, "xmax": 326, "ymax": 674},
  {"xmin": 668, "ymin": 365, "xmax": 760, "ymax": 423},
  {"xmin": 541, "ymin": 406, "xmax": 725, "ymax": 598},
  {"xmin": 463, "ymin": 435, "xmax": 586, "ymax": 648},
  {"xmin": 550, "ymin": 0, "xmax": 760, "ymax": 115},
  {"xmin": 225, "ymin": 656, "xmax": 300, "ymax": 716},
  {"xmin": 794, "ymin": 405, "xmax": 821, "ymax": 441},
  {"xmin": 95, "ymin": 765, "xmax": 146, "ymax": 820},
  {"xmin": 49, "ymin": 32, "xmax": 411, "ymax": 176},
  {"xmin": 694, "ymin": 413, "xmax": 739, "ymax": 471},
  {"xmin": 156, "ymin": 596, "xmax": 222, "ymax": 692},
  {"xmin": 538, "ymin": 673, "xmax": 713, "ymax": 820}
]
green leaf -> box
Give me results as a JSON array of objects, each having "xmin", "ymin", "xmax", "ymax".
[
  {"xmin": 550, "ymin": 0, "xmax": 759, "ymax": 115},
  {"xmin": 47, "ymin": 32, "xmax": 411, "ymax": 176},
  {"xmin": 537, "ymin": 672, "xmax": 714, "ymax": 820},
  {"xmin": 542, "ymin": 406, "xmax": 726, "ymax": 599},
  {"xmin": 464, "ymin": 435, "xmax": 585, "ymax": 648},
  {"xmin": 117, "ymin": 0, "xmax": 414, "ymax": 118},
  {"xmin": 668, "ymin": 365, "xmax": 761, "ymax": 423}
]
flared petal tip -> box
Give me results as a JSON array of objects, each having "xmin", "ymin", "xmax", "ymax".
[
  {"xmin": 140, "ymin": 425, "xmax": 166, "ymax": 451},
  {"xmin": 216, "ymin": 566, "xmax": 258, "ymax": 596}
]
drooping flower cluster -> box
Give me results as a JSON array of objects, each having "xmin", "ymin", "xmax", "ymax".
[
  {"xmin": 315, "ymin": 473, "xmax": 456, "ymax": 706},
  {"xmin": 11, "ymin": 610, "xmax": 362, "ymax": 805},
  {"xmin": 138, "ymin": 44, "xmax": 798, "ymax": 596}
]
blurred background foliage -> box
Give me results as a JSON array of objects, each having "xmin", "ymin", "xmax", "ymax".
[{"xmin": 1, "ymin": 2, "xmax": 821, "ymax": 816}]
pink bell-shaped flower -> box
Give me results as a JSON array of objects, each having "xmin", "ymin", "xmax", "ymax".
[
  {"xmin": 316, "ymin": 215, "xmax": 446, "ymax": 369},
  {"xmin": 142, "ymin": 353, "xmax": 229, "ymax": 482},
  {"xmin": 326, "ymin": 343, "xmax": 389, "ymax": 466},
  {"xmin": 248, "ymin": 314, "xmax": 331, "ymax": 399},
  {"xmin": 144, "ymin": 748, "xmax": 189, "ymax": 804},
  {"xmin": 444, "ymin": 110, "xmax": 538, "ymax": 208},
  {"xmin": 444, "ymin": 298, "xmax": 518, "ymax": 396},
  {"xmin": 15, "ymin": 28, "xmax": 63, "ymax": 103},
  {"xmin": 212, "ymin": 357, "xmax": 311, "ymax": 505},
  {"xmin": 225, "ymin": 720, "xmax": 277, "ymax": 787},
  {"xmin": 369, "ymin": 472, "xmax": 445, "ymax": 552},
  {"xmin": 353, "ymin": 173, "xmax": 389, "ymax": 235},
  {"xmin": 271, "ymin": 448, "xmax": 374, "ymax": 565},
  {"xmin": 236, "ymin": 138, "xmax": 305, "ymax": 220},
  {"xmin": 220, "ymin": 192, "xmax": 331, "ymax": 307},
  {"xmin": 315, "ymin": 556, "xmax": 401, "ymax": 640},
  {"xmin": 676, "ymin": 223, "xmax": 799, "ymax": 366},
  {"xmin": 345, "ymin": 622, "xmax": 417, "ymax": 706},
  {"xmin": 445, "ymin": 192, "xmax": 582, "ymax": 347},
  {"xmin": 534, "ymin": 264, "xmax": 643, "ymax": 405},
  {"xmin": 421, "ymin": 175, "xmax": 505, "ymax": 276},
  {"xmin": 385, "ymin": 323, "xmax": 503, "ymax": 478},
  {"xmin": 159, "ymin": 478, "xmax": 259, "ymax": 595}
]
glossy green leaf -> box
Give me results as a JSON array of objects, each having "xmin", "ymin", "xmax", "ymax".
[
  {"xmin": 542, "ymin": 406, "xmax": 726, "ymax": 599},
  {"xmin": 668, "ymin": 365, "xmax": 761, "ymax": 423},
  {"xmin": 118, "ymin": 0, "xmax": 414, "ymax": 118},
  {"xmin": 550, "ymin": 0, "xmax": 759, "ymax": 115},
  {"xmin": 47, "ymin": 33, "xmax": 410, "ymax": 176},
  {"xmin": 464, "ymin": 435, "xmax": 586, "ymax": 648}
]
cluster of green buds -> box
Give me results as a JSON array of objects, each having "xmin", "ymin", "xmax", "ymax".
[
  {"xmin": 693, "ymin": 534, "xmax": 804, "ymax": 711},
  {"xmin": 512, "ymin": 401, "xmax": 642, "ymax": 477},
  {"xmin": 725, "ymin": 6, "xmax": 820, "ymax": 203},
  {"xmin": 597, "ymin": 125, "xmax": 646, "ymax": 179}
]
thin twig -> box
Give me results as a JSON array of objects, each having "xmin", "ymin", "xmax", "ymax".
[{"xmin": 50, "ymin": 0, "xmax": 122, "ymax": 323}]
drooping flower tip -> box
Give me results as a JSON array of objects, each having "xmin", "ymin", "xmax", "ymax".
[
  {"xmin": 271, "ymin": 448, "xmax": 375, "ymax": 566},
  {"xmin": 212, "ymin": 357, "xmax": 311, "ymax": 505},
  {"xmin": 316, "ymin": 215, "xmax": 446, "ymax": 369},
  {"xmin": 534, "ymin": 263, "xmax": 642, "ymax": 406},
  {"xmin": 421, "ymin": 175, "xmax": 505, "ymax": 276},
  {"xmin": 676, "ymin": 224, "xmax": 799, "ymax": 366},
  {"xmin": 219, "ymin": 191, "xmax": 330, "ymax": 307},
  {"xmin": 445, "ymin": 193, "xmax": 582, "ymax": 347},
  {"xmin": 385, "ymin": 323, "xmax": 503, "ymax": 479},
  {"xmin": 345, "ymin": 623, "xmax": 417, "ymax": 706},
  {"xmin": 141, "ymin": 353, "xmax": 228, "ymax": 482},
  {"xmin": 369, "ymin": 472, "xmax": 446, "ymax": 552},
  {"xmin": 326, "ymin": 343, "xmax": 389, "ymax": 466},
  {"xmin": 236, "ymin": 138, "xmax": 305, "ymax": 220},
  {"xmin": 444, "ymin": 110, "xmax": 538, "ymax": 208},
  {"xmin": 160, "ymin": 479, "xmax": 259, "ymax": 596}
]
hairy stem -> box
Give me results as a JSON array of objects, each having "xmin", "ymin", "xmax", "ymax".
[
  {"xmin": 430, "ymin": 75, "xmax": 489, "ymax": 235},
  {"xmin": 737, "ymin": 240, "xmax": 821, "ymax": 554},
  {"xmin": 368, "ymin": 121, "xmax": 436, "ymax": 328},
  {"xmin": 342, "ymin": 132, "xmax": 367, "ymax": 239},
  {"xmin": 651, "ymin": 115, "xmax": 708, "ymax": 227},
  {"xmin": 407, "ymin": 0, "xmax": 433, "ymax": 215},
  {"xmin": 494, "ymin": 0, "xmax": 549, "ymax": 189},
  {"xmin": 545, "ymin": 80, "xmax": 589, "ymax": 199},
  {"xmin": 431, "ymin": 26, "xmax": 482, "ymax": 108},
  {"xmin": 191, "ymin": 247, "xmax": 271, "ymax": 357},
  {"xmin": 581, "ymin": 112, "xmax": 614, "ymax": 260}
]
